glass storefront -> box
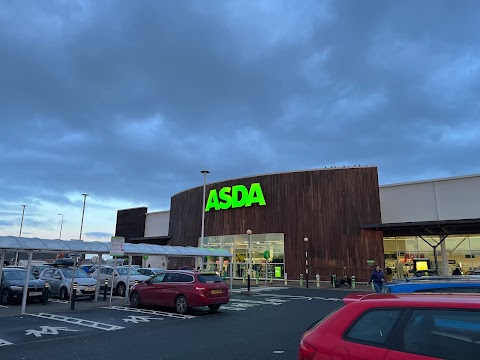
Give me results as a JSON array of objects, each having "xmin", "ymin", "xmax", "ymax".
[
  {"xmin": 200, "ymin": 233, "xmax": 285, "ymax": 279},
  {"xmin": 384, "ymin": 234, "xmax": 480, "ymax": 279}
]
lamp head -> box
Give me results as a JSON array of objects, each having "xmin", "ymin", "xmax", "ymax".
[
  {"xmin": 304, "ymin": 237, "xmax": 309, "ymax": 242},
  {"xmin": 246, "ymin": 229, "xmax": 252, "ymax": 235},
  {"xmin": 201, "ymin": 170, "xmax": 210, "ymax": 174}
]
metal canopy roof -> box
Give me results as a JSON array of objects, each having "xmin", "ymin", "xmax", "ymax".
[
  {"xmin": 0, "ymin": 236, "xmax": 231, "ymax": 257},
  {"xmin": 362, "ymin": 218, "xmax": 480, "ymax": 237}
]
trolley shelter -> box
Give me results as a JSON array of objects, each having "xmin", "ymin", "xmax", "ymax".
[{"xmin": 0, "ymin": 236, "xmax": 232, "ymax": 314}]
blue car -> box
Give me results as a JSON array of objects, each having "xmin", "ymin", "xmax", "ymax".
[{"xmin": 384, "ymin": 277, "xmax": 480, "ymax": 293}]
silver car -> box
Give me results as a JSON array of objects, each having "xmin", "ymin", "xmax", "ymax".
[
  {"xmin": 90, "ymin": 266, "xmax": 149, "ymax": 296},
  {"xmin": 137, "ymin": 267, "xmax": 164, "ymax": 277},
  {"xmin": 40, "ymin": 267, "xmax": 97, "ymax": 300}
]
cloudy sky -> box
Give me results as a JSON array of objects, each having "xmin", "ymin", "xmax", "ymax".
[{"xmin": 1, "ymin": 0, "xmax": 479, "ymax": 242}]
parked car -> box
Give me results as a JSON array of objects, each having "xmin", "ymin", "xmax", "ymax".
[
  {"xmin": 129, "ymin": 271, "xmax": 229, "ymax": 314},
  {"xmin": 1, "ymin": 267, "xmax": 47, "ymax": 305},
  {"xmin": 40, "ymin": 267, "xmax": 97, "ymax": 300},
  {"xmin": 137, "ymin": 267, "xmax": 164, "ymax": 277},
  {"xmin": 384, "ymin": 277, "xmax": 480, "ymax": 294},
  {"xmin": 298, "ymin": 293, "xmax": 480, "ymax": 360},
  {"xmin": 90, "ymin": 266, "xmax": 149, "ymax": 296}
]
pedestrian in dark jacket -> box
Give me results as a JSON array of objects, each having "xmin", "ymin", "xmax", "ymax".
[{"xmin": 368, "ymin": 265, "xmax": 385, "ymax": 293}]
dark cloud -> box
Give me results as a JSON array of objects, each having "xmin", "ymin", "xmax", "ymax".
[{"xmin": 0, "ymin": 0, "xmax": 479, "ymax": 237}]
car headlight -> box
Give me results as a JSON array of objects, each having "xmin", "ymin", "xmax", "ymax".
[{"xmin": 10, "ymin": 286, "xmax": 23, "ymax": 291}]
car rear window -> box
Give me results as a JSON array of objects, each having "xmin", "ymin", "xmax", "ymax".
[
  {"xmin": 399, "ymin": 309, "xmax": 480, "ymax": 358},
  {"xmin": 197, "ymin": 274, "xmax": 224, "ymax": 283}
]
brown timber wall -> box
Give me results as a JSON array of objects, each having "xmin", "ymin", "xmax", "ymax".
[{"xmin": 168, "ymin": 167, "xmax": 383, "ymax": 279}]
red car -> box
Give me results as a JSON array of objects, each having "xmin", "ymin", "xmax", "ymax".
[
  {"xmin": 129, "ymin": 270, "xmax": 229, "ymax": 314},
  {"xmin": 298, "ymin": 293, "xmax": 480, "ymax": 360}
]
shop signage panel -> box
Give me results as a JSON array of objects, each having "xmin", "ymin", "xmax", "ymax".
[{"xmin": 205, "ymin": 183, "xmax": 266, "ymax": 211}]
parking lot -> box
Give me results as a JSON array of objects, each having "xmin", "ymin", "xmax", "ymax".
[{"xmin": 0, "ymin": 286, "xmax": 351, "ymax": 359}]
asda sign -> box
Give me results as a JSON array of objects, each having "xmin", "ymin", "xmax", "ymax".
[{"xmin": 205, "ymin": 183, "xmax": 266, "ymax": 211}]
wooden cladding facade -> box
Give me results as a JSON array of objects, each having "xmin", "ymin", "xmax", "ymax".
[
  {"xmin": 115, "ymin": 207, "xmax": 147, "ymax": 241},
  {"xmin": 168, "ymin": 167, "xmax": 383, "ymax": 280}
]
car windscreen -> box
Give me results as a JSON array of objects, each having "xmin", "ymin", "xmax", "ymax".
[
  {"xmin": 197, "ymin": 274, "xmax": 224, "ymax": 283},
  {"xmin": 117, "ymin": 267, "xmax": 140, "ymax": 276},
  {"xmin": 61, "ymin": 268, "xmax": 90, "ymax": 278},
  {"xmin": 3, "ymin": 270, "xmax": 34, "ymax": 281}
]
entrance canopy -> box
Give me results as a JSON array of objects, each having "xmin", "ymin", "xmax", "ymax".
[
  {"xmin": 0, "ymin": 236, "xmax": 232, "ymax": 257},
  {"xmin": 362, "ymin": 218, "xmax": 480, "ymax": 237}
]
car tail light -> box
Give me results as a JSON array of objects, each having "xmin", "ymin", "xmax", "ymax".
[
  {"xmin": 298, "ymin": 339, "xmax": 317, "ymax": 360},
  {"xmin": 195, "ymin": 286, "xmax": 206, "ymax": 291}
]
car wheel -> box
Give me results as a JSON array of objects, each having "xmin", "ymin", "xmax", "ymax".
[
  {"xmin": 59, "ymin": 287, "xmax": 69, "ymax": 301},
  {"xmin": 116, "ymin": 282, "xmax": 126, "ymax": 297},
  {"xmin": 1, "ymin": 289, "xmax": 10, "ymax": 305},
  {"xmin": 208, "ymin": 304, "xmax": 220, "ymax": 311},
  {"xmin": 130, "ymin": 291, "xmax": 141, "ymax": 308},
  {"xmin": 175, "ymin": 295, "xmax": 188, "ymax": 314}
]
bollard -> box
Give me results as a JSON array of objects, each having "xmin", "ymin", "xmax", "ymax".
[
  {"xmin": 103, "ymin": 279, "xmax": 109, "ymax": 301},
  {"xmin": 43, "ymin": 281, "xmax": 50, "ymax": 305},
  {"xmin": 243, "ymin": 271, "xmax": 246, "ymax": 284},
  {"xmin": 332, "ymin": 274, "xmax": 336, "ymax": 288},
  {"xmin": 71, "ymin": 282, "xmax": 78, "ymax": 310},
  {"xmin": 300, "ymin": 274, "xmax": 304, "ymax": 287},
  {"xmin": 256, "ymin": 271, "xmax": 259, "ymax": 285},
  {"xmin": 316, "ymin": 274, "xmax": 320, "ymax": 288},
  {"xmin": 269, "ymin": 271, "xmax": 273, "ymax": 285},
  {"xmin": 351, "ymin": 275, "xmax": 356, "ymax": 289},
  {"xmin": 284, "ymin": 272, "xmax": 288, "ymax": 286}
]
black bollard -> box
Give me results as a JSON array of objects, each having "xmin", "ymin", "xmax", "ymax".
[
  {"xmin": 103, "ymin": 279, "xmax": 108, "ymax": 301},
  {"xmin": 71, "ymin": 282, "xmax": 78, "ymax": 310},
  {"xmin": 42, "ymin": 281, "xmax": 50, "ymax": 305}
]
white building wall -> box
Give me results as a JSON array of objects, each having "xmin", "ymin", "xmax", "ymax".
[
  {"xmin": 380, "ymin": 174, "xmax": 480, "ymax": 223},
  {"xmin": 144, "ymin": 211, "xmax": 170, "ymax": 237}
]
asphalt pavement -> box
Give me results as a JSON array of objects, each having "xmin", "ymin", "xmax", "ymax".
[{"xmin": 0, "ymin": 285, "xmax": 363, "ymax": 360}]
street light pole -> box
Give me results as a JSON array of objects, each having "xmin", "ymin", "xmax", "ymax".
[
  {"xmin": 58, "ymin": 214, "xmax": 64, "ymax": 240},
  {"xmin": 304, "ymin": 237, "xmax": 309, "ymax": 288},
  {"xmin": 247, "ymin": 229, "xmax": 253, "ymax": 292},
  {"xmin": 15, "ymin": 204, "xmax": 27, "ymax": 266},
  {"xmin": 200, "ymin": 171, "xmax": 209, "ymax": 271},
  {"xmin": 79, "ymin": 194, "xmax": 89, "ymax": 241}
]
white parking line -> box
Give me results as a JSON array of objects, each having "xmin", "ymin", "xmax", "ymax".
[
  {"xmin": 0, "ymin": 305, "xmax": 8, "ymax": 309},
  {"xmin": 48, "ymin": 299, "xmax": 69, "ymax": 304},
  {"xmin": 104, "ymin": 306, "xmax": 196, "ymax": 319},
  {"xmin": 0, "ymin": 339, "xmax": 13, "ymax": 346},
  {"xmin": 254, "ymin": 294, "xmax": 341, "ymax": 301},
  {"xmin": 28, "ymin": 313, "xmax": 125, "ymax": 331}
]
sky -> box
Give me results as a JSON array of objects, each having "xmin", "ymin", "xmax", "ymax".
[{"xmin": 1, "ymin": 0, "xmax": 479, "ymax": 242}]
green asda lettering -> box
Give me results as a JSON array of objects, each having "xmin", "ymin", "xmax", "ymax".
[{"xmin": 205, "ymin": 183, "xmax": 266, "ymax": 211}]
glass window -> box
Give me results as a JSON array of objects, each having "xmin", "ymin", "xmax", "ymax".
[
  {"xmin": 400, "ymin": 309, "xmax": 480, "ymax": 358},
  {"xmin": 150, "ymin": 273, "xmax": 166, "ymax": 283},
  {"xmin": 345, "ymin": 309, "xmax": 402, "ymax": 346},
  {"xmin": 116, "ymin": 267, "xmax": 140, "ymax": 276},
  {"xmin": 61, "ymin": 268, "xmax": 90, "ymax": 279},
  {"xmin": 43, "ymin": 269, "xmax": 54, "ymax": 277},
  {"xmin": 100, "ymin": 268, "xmax": 109, "ymax": 275},
  {"xmin": 197, "ymin": 274, "xmax": 224, "ymax": 283},
  {"xmin": 178, "ymin": 274, "xmax": 194, "ymax": 283},
  {"xmin": 3, "ymin": 269, "xmax": 33, "ymax": 280},
  {"xmin": 163, "ymin": 273, "xmax": 179, "ymax": 282}
]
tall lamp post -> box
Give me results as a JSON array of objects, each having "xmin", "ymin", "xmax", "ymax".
[
  {"xmin": 79, "ymin": 194, "xmax": 89, "ymax": 241},
  {"xmin": 58, "ymin": 214, "xmax": 64, "ymax": 240},
  {"xmin": 15, "ymin": 204, "xmax": 27, "ymax": 266},
  {"xmin": 304, "ymin": 237, "xmax": 309, "ymax": 288},
  {"xmin": 247, "ymin": 229, "xmax": 253, "ymax": 292},
  {"xmin": 200, "ymin": 170, "xmax": 209, "ymax": 271}
]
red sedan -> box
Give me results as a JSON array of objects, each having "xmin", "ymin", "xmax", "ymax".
[
  {"xmin": 129, "ymin": 270, "xmax": 229, "ymax": 314},
  {"xmin": 298, "ymin": 293, "xmax": 480, "ymax": 360}
]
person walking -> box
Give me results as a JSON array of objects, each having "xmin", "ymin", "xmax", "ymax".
[{"xmin": 368, "ymin": 265, "xmax": 385, "ymax": 293}]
